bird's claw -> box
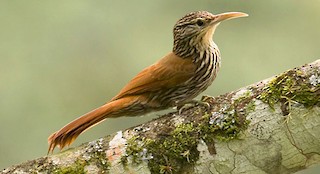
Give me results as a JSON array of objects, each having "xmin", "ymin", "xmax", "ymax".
[{"xmin": 178, "ymin": 100, "xmax": 211, "ymax": 114}]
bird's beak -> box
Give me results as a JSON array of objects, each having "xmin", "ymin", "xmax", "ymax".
[
  {"xmin": 212, "ymin": 12, "xmax": 248, "ymax": 24},
  {"xmin": 201, "ymin": 11, "xmax": 248, "ymax": 41}
]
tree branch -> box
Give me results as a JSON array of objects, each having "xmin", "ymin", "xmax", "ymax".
[{"xmin": 2, "ymin": 59, "xmax": 320, "ymax": 174}]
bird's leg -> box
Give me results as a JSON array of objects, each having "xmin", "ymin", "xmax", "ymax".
[{"xmin": 177, "ymin": 99, "xmax": 211, "ymax": 114}]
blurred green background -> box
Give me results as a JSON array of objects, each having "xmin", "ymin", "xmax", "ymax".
[{"xmin": 0, "ymin": 0, "xmax": 319, "ymax": 172}]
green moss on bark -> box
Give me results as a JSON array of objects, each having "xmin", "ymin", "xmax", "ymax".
[
  {"xmin": 53, "ymin": 160, "xmax": 86, "ymax": 174},
  {"xmin": 121, "ymin": 91, "xmax": 255, "ymax": 173},
  {"xmin": 258, "ymin": 68, "xmax": 320, "ymax": 115}
]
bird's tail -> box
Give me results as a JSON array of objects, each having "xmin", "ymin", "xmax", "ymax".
[{"xmin": 48, "ymin": 96, "xmax": 140, "ymax": 153}]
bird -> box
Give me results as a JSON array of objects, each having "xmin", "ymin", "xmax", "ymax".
[{"xmin": 48, "ymin": 11, "xmax": 248, "ymax": 153}]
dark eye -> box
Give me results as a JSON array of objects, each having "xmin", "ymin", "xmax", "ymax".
[{"xmin": 196, "ymin": 19, "xmax": 204, "ymax": 26}]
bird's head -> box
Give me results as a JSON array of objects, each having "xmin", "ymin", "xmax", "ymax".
[{"xmin": 173, "ymin": 11, "xmax": 248, "ymax": 58}]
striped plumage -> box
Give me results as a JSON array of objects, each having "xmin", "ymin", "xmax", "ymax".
[{"xmin": 48, "ymin": 11, "xmax": 247, "ymax": 153}]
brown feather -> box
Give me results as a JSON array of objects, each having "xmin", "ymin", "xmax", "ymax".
[
  {"xmin": 48, "ymin": 96, "xmax": 142, "ymax": 153},
  {"xmin": 111, "ymin": 52, "xmax": 196, "ymax": 101},
  {"xmin": 48, "ymin": 52, "xmax": 195, "ymax": 153}
]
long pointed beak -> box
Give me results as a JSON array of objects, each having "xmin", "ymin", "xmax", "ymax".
[{"xmin": 213, "ymin": 12, "xmax": 248, "ymax": 23}]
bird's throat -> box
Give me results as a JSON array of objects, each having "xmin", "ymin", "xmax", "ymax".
[{"xmin": 203, "ymin": 24, "xmax": 218, "ymax": 45}]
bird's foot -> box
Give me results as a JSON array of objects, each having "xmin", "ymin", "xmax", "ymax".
[{"xmin": 178, "ymin": 100, "xmax": 211, "ymax": 114}]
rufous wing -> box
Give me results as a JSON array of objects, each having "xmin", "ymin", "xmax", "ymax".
[{"xmin": 111, "ymin": 52, "xmax": 196, "ymax": 101}]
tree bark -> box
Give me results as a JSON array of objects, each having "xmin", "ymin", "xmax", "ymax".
[{"xmin": 2, "ymin": 59, "xmax": 320, "ymax": 174}]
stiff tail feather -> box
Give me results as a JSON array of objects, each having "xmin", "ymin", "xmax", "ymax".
[{"xmin": 47, "ymin": 97, "xmax": 139, "ymax": 153}]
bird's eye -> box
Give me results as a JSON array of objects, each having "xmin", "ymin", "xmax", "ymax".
[{"xmin": 196, "ymin": 19, "xmax": 204, "ymax": 26}]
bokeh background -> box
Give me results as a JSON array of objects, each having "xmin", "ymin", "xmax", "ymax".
[{"xmin": 0, "ymin": 0, "xmax": 319, "ymax": 172}]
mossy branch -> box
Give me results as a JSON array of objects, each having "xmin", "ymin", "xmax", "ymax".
[{"xmin": 2, "ymin": 59, "xmax": 320, "ymax": 174}]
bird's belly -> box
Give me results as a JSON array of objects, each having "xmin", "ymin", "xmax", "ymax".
[{"xmin": 152, "ymin": 75, "xmax": 215, "ymax": 107}]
